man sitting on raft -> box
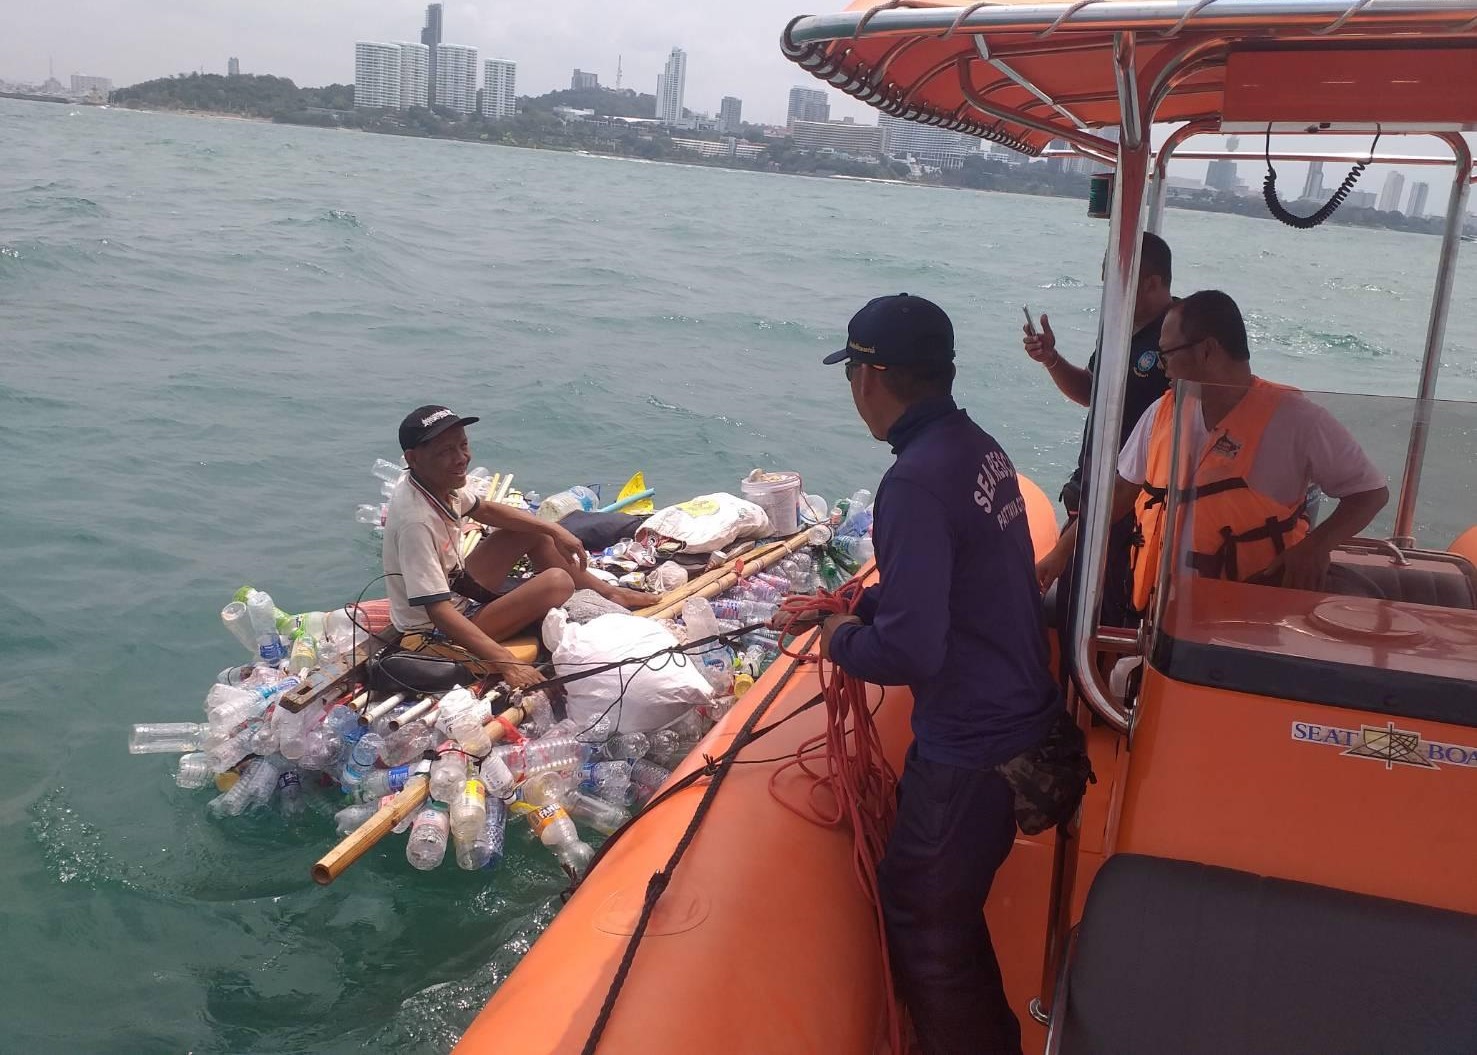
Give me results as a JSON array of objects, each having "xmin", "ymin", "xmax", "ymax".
[
  {"xmin": 383, "ymin": 404, "xmax": 654, "ymax": 689},
  {"xmin": 1036, "ymin": 290, "xmax": 1388, "ymax": 606}
]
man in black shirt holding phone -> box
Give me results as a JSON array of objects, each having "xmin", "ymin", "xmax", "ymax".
[{"xmin": 1022, "ymin": 232, "xmax": 1173, "ymax": 625}]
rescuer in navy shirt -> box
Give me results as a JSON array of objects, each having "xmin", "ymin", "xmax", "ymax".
[{"xmin": 819, "ymin": 294, "xmax": 1060, "ymax": 1055}]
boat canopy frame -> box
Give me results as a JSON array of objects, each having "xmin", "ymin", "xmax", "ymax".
[{"xmin": 782, "ymin": 0, "xmax": 1477, "ymax": 733}]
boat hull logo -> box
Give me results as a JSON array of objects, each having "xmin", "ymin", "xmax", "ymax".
[{"xmin": 1291, "ymin": 721, "xmax": 1477, "ymax": 771}]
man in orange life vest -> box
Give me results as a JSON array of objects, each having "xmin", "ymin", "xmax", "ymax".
[{"xmin": 1036, "ymin": 290, "xmax": 1388, "ymax": 605}]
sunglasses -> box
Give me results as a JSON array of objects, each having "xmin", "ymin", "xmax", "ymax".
[
  {"xmin": 1158, "ymin": 337, "xmax": 1204, "ymax": 358},
  {"xmin": 845, "ymin": 361, "xmax": 888, "ymax": 381}
]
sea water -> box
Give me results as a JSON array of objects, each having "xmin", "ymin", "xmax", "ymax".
[{"xmin": 2, "ymin": 97, "xmax": 1475, "ymax": 1052}]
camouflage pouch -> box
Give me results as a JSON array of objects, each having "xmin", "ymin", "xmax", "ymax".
[{"xmin": 996, "ymin": 709, "xmax": 1095, "ymax": 835}]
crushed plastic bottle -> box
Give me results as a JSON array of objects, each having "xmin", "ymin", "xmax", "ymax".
[
  {"xmin": 518, "ymin": 691, "xmax": 555, "ymax": 738},
  {"xmin": 681, "ymin": 597, "xmax": 721, "ymax": 641}
]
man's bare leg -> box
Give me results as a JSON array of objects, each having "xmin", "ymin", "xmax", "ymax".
[
  {"xmin": 463, "ymin": 529, "xmax": 653, "ymax": 612},
  {"xmin": 469, "ymin": 567, "xmax": 574, "ymax": 641}
]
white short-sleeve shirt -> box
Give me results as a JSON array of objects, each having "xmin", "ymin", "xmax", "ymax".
[
  {"xmin": 1118, "ymin": 384, "xmax": 1386, "ymax": 506},
  {"xmin": 382, "ymin": 474, "xmax": 481, "ymax": 632}
]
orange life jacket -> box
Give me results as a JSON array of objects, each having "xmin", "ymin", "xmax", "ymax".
[{"xmin": 1131, "ymin": 378, "xmax": 1309, "ymax": 612}]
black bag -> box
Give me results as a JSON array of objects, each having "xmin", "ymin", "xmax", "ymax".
[
  {"xmin": 369, "ymin": 650, "xmax": 475, "ymax": 694},
  {"xmin": 996, "ymin": 709, "xmax": 1096, "ymax": 835},
  {"xmin": 556, "ymin": 510, "xmax": 646, "ymax": 551}
]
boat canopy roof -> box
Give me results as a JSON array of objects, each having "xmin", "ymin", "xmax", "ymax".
[{"xmin": 781, "ymin": 0, "xmax": 1477, "ymax": 156}]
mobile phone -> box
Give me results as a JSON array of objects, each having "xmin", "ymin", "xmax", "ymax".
[{"xmin": 1023, "ymin": 306, "xmax": 1037, "ymax": 335}]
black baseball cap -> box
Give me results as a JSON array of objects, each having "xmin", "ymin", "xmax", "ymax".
[
  {"xmin": 823, "ymin": 293, "xmax": 955, "ymax": 368},
  {"xmin": 398, "ymin": 405, "xmax": 480, "ymax": 451}
]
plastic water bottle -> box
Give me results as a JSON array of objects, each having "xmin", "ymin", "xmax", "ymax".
[
  {"xmin": 682, "ymin": 597, "xmax": 721, "ymax": 640},
  {"xmin": 249, "ymin": 715, "xmax": 280, "ymax": 758},
  {"xmin": 518, "ymin": 691, "xmax": 555, "ymax": 738},
  {"xmin": 520, "ymin": 801, "xmax": 595, "ymax": 877},
  {"xmin": 450, "ymin": 780, "xmax": 490, "ymax": 869},
  {"xmin": 246, "ymin": 590, "xmax": 286, "ymax": 662},
  {"xmin": 535, "ymin": 485, "xmax": 597, "ymax": 522},
  {"xmin": 521, "ymin": 770, "xmax": 578, "ymax": 806},
  {"xmin": 207, "ymin": 757, "xmax": 279, "ymax": 817},
  {"xmin": 287, "ymin": 631, "xmax": 317, "ymax": 674},
  {"xmin": 647, "ymin": 728, "xmax": 689, "ymax": 769},
  {"xmin": 430, "ymin": 749, "xmax": 471, "ymax": 804},
  {"xmin": 355, "ymin": 503, "xmax": 385, "ymax": 526},
  {"xmin": 500, "ymin": 736, "xmax": 587, "ymax": 782},
  {"xmin": 371, "ymin": 458, "xmax": 405, "ymax": 484},
  {"xmin": 567, "ymin": 791, "xmax": 630, "ymax": 835},
  {"xmin": 630, "ymin": 758, "xmax": 672, "ymax": 805},
  {"xmin": 358, "ymin": 760, "xmax": 426, "ymax": 799},
  {"xmin": 601, "ymin": 732, "xmax": 650, "ymax": 762},
  {"xmin": 129, "ymin": 722, "xmax": 207, "ymax": 754},
  {"xmin": 220, "ymin": 601, "xmax": 260, "ymax": 654},
  {"xmin": 276, "ymin": 770, "xmax": 305, "ymax": 819},
  {"xmin": 480, "ymin": 752, "xmax": 516, "ymax": 799},
  {"xmin": 206, "ymin": 728, "xmax": 256, "ymax": 774},
  {"xmin": 446, "ymin": 711, "xmax": 492, "ymax": 756},
  {"xmin": 340, "ymin": 732, "xmax": 385, "ymax": 792},
  {"xmin": 481, "ymin": 796, "xmax": 508, "ymax": 870},
  {"xmin": 581, "ymin": 762, "xmax": 637, "ymax": 807},
  {"xmin": 273, "ymin": 699, "xmax": 322, "ymax": 762},
  {"xmin": 406, "ymin": 803, "xmax": 450, "ymax": 870},
  {"xmin": 379, "ymin": 723, "xmax": 435, "ymax": 767},
  {"xmin": 175, "ymin": 752, "xmax": 214, "ymax": 789},
  {"xmin": 335, "ymin": 802, "xmax": 378, "ymax": 836}
]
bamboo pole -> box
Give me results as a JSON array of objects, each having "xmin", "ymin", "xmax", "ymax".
[
  {"xmin": 311, "ymin": 697, "xmax": 526, "ymax": 885},
  {"xmin": 640, "ymin": 531, "xmax": 811, "ymax": 620}
]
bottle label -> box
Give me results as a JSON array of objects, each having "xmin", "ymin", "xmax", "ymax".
[
  {"xmin": 525, "ymin": 801, "xmax": 568, "ymax": 835},
  {"xmin": 386, "ymin": 765, "xmax": 411, "ymax": 792},
  {"xmin": 463, "ymin": 779, "xmax": 486, "ymax": 805},
  {"xmin": 277, "ymin": 771, "xmax": 301, "ymax": 791}
]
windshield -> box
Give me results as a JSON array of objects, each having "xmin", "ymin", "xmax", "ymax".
[{"xmin": 1149, "ymin": 381, "xmax": 1477, "ymax": 721}]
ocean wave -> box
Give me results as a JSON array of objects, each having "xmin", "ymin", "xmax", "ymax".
[
  {"xmin": 24, "ymin": 194, "xmax": 105, "ymax": 217},
  {"xmin": 30, "ymin": 786, "xmax": 147, "ymax": 891},
  {"xmin": 1039, "ymin": 275, "xmax": 1086, "ymax": 289}
]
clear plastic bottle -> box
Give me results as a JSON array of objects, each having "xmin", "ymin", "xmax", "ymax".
[
  {"xmin": 600, "ymin": 732, "xmax": 650, "ymax": 762},
  {"xmin": 287, "ymin": 631, "xmax": 317, "ymax": 674},
  {"xmin": 371, "ymin": 457, "xmax": 405, "ymax": 484},
  {"xmin": 276, "ymin": 770, "xmax": 305, "ymax": 819},
  {"xmin": 206, "ymin": 728, "xmax": 256, "ymax": 774},
  {"xmin": 129, "ymin": 722, "xmax": 207, "ymax": 754},
  {"xmin": 335, "ymin": 802, "xmax": 378, "ymax": 836},
  {"xmin": 429, "ymin": 749, "xmax": 471, "ymax": 804},
  {"xmin": 519, "ymin": 801, "xmax": 595, "ymax": 877},
  {"xmin": 497, "ymin": 736, "xmax": 587, "ymax": 784},
  {"xmin": 682, "ymin": 597, "xmax": 721, "ymax": 640},
  {"xmin": 567, "ymin": 791, "xmax": 630, "ymax": 835},
  {"xmin": 246, "ymin": 589, "xmax": 286, "ymax": 662},
  {"xmin": 357, "ymin": 759, "xmax": 427, "ymax": 799},
  {"xmin": 518, "ymin": 691, "xmax": 555, "ymax": 738},
  {"xmin": 630, "ymin": 758, "xmax": 672, "ymax": 806},
  {"xmin": 535, "ymin": 484, "xmax": 598, "ymax": 522},
  {"xmin": 175, "ymin": 752, "xmax": 214, "ymax": 789},
  {"xmin": 647, "ymin": 728, "xmax": 688, "ymax": 769},
  {"xmin": 274, "ymin": 699, "xmax": 322, "ymax": 762},
  {"xmin": 220, "ymin": 601, "xmax": 260, "ymax": 654},
  {"xmin": 355, "ymin": 503, "xmax": 385, "ymax": 526},
  {"xmin": 207, "ymin": 757, "xmax": 279, "ymax": 817},
  {"xmin": 446, "ymin": 711, "xmax": 492, "ymax": 756},
  {"xmin": 451, "ymin": 780, "xmax": 491, "ymax": 870},
  {"xmin": 379, "ymin": 723, "xmax": 435, "ymax": 767},
  {"xmin": 480, "ymin": 796, "xmax": 508, "ymax": 870},
  {"xmin": 340, "ymin": 732, "xmax": 385, "ymax": 792},
  {"xmin": 521, "ymin": 769, "xmax": 578, "ymax": 806},
  {"xmin": 406, "ymin": 803, "xmax": 450, "ymax": 871},
  {"xmin": 480, "ymin": 752, "xmax": 516, "ymax": 799},
  {"xmin": 580, "ymin": 761, "xmax": 637, "ymax": 807},
  {"xmin": 204, "ymin": 683, "xmax": 266, "ymax": 728},
  {"xmin": 248, "ymin": 715, "xmax": 280, "ymax": 758}
]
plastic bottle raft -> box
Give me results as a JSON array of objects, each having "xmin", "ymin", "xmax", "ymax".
[{"xmin": 130, "ymin": 465, "xmax": 880, "ymax": 883}]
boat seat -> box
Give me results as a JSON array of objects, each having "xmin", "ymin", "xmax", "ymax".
[
  {"xmin": 1325, "ymin": 548, "xmax": 1477, "ymax": 610},
  {"xmin": 1051, "ymin": 854, "xmax": 1477, "ymax": 1055}
]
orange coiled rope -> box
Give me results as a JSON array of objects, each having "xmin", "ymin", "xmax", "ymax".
[{"xmin": 770, "ymin": 580, "xmax": 903, "ymax": 1054}]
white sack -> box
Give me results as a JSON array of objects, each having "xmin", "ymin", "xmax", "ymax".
[
  {"xmin": 541, "ymin": 609, "xmax": 712, "ymax": 733},
  {"xmin": 638, "ymin": 492, "xmax": 772, "ymax": 554}
]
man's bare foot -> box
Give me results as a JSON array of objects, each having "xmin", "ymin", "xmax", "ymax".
[{"xmin": 603, "ymin": 585, "xmax": 659, "ymax": 610}]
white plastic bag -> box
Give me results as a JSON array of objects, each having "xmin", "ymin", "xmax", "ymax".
[
  {"xmin": 541, "ymin": 609, "xmax": 712, "ymax": 733},
  {"xmin": 638, "ymin": 492, "xmax": 772, "ymax": 554}
]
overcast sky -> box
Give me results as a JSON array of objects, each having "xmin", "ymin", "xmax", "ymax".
[{"xmin": 1, "ymin": 0, "xmax": 879, "ymax": 126}]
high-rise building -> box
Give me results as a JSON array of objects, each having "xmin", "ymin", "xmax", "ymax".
[
  {"xmin": 879, "ymin": 115, "xmax": 977, "ymax": 168},
  {"xmin": 719, "ymin": 96, "xmax": 743, "ymax": 133},
  {"xmin": 788, "ymin": 86, "xmax": 830, "ymax": 126},
  {"xmin": 421, "ymin": 3, "xmax": 443, "ymax": 107},
  {"xmin": 1407, "ymin": 180, "xmax": 1430, "ymax": 218},
  {"xmin": 354, "ymin": 42, "xmax": 402, "ymax": 110},
  {"xmin": 656, "ymin": 47, "xmax": 687, "ymax": 125},
  {"xmin": 433, "ymin": 43, "xmax": 478, "ymax": 114},
  {"xmin": 1205, "ymin": 158, "xmax": 1239, "ymax": 192},
  {"xmin": 227, "ymin": 57, "xmax": 240, "ymax": 78},
  {"xmin": 70, "ymin": 74, "xmax": 112, "ymax": 94},
  {"xmin": 482, "ymin": 59, "xmax": 516, "ymax": 119},
  {"xmin": 1378, "ymin": 170, "xmax": 1406, "ymax": 212},
  {"xmin": 571, "ymin": 69, "xmax": 599, "ymax": 91},
  {"xmin": 1302, "ymin": 161, "xmax": 1324, "ymax": 201},
  {"xmin": 398, "ymin": 42, "xmax": 430, "ymax": 109},
  {"xmin": 788, "ymin": 119, "xmax": 882, "ymax": 157}
]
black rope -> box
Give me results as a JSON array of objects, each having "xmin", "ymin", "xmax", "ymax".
[
  {"xmin": 1262, "ymin": 125, "xmax": 1381, "ymax": 230},
  {"xmin": 578, "ymin": 634, "xmax": 817, "ymax": 1055}
]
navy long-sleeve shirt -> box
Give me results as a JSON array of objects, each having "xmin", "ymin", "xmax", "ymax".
[{"xmin": 830, "ymin": 396, "xmax": 1060, "ymax": 770}]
